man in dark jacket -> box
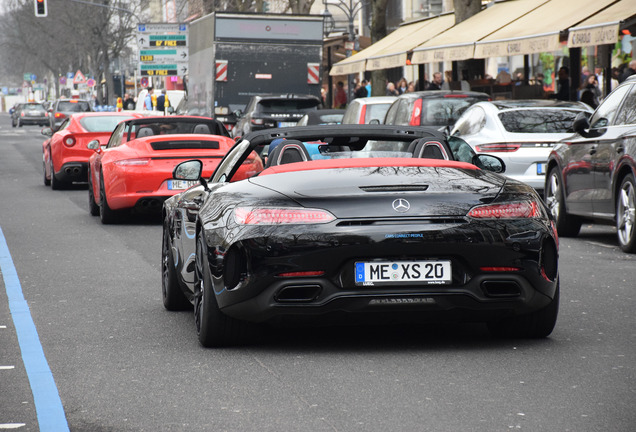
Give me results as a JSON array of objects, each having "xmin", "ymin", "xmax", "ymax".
[{"xmin": 619, "ymin": 60, "xmax": 636, "ymax": 83}]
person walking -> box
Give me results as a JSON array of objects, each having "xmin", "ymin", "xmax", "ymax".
[
  {"xmin": 554, "ymin": 67, "xmax": 570, "ymax": 101},
  {"xmin": 144, "ymin": 87, "xmax": 154, "ymax": 110},
  {"xmin": 426, "ymin": 72, "xmax": 443, "ymax": 90},
  {"xmin": 619, "ymin": 60, "xmax": 636, "ymax": 83},
  {"xmin": 334, "ymin": 81, "xmax": 347, "ymax": 108},
  {"xmin": 156, "ymin": 89, "xmax": 170, "ymax": 113}
]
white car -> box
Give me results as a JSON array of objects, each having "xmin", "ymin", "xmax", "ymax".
[
  {"xmin": 341, "ymin": 96, "xmax": 396, "ymax": 124},
  {"xmin": 450, "ymin": 100, "xmax": 593, "ymax": 192}
]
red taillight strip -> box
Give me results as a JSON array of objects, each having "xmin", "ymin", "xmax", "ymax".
[
  {"xmin": 359, "ymin": 105, "xmax": 367, "ymax": 124},
  {"xmin": 234, "ymin": 207, "xmax": 335, "ymax": 225},
  {"xmin": 409, "ymin": 99, "xmax": 422, "ymax": 126},
  {"xmin": 277, "ymin": 271, "xmax": 325, "ymax": 277},
  {"xmin": 480, "ymin": 267, "xmax": 521, "ymax": 272},
  {"xmin": 475, "ymin": 143, "xmax": 521, "ymax": 152},
  {"xmin": 468, "ymin": 201, "xmax": 540, "ymax": 219}
]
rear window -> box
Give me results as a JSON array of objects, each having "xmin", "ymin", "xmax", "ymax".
[
  {"xmin": 364, "ymin": 103, "xmax": 392, "ymax": 124},
  {"xmin": 420, "ymin": 97, "xmax": 485, "ymax": 126},
  {"xmin": 23, "ymin": 103, "xmax": 45, "ymax": 111},
  {"xmin": 257, "ymin": 99, "xmax": 320, "ymax": 114},
  {"xmin": 80, "ymin": 116, "xmax": 134, "ymax": 132},
  {"xmin": 498, "ymin": 109, "xmax": 581, "ymax": 133},
  {"xmin": 57, "ymin": 101, "xmax": 91, "ymax": 112}
]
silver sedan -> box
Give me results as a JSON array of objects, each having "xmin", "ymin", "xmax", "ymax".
[{"xmin": 450, "ymin": 100, "xmax": 593, "ymax": 192}]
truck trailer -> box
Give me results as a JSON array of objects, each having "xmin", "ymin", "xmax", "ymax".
[{"xmin": 187, "ymin": 12, "xmax": 324, "ymax": 132}]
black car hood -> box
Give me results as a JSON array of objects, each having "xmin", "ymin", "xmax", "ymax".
[{"xmin": 248, "ymin": 166, "xmax": 504, "ymax": 218}]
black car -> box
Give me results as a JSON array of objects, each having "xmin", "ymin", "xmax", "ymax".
[
  {"xmin": 162, "ymin": 125, "xmax": 559, "ymax": 347},
  {"xmin": 10, "ymin": 103, "xmax": 24, "ymax": 127},
  {"xmin": 383, "ymin": 90, "xmax": 491, "ymax": 131},
  {"xmin": 48, "ymin": 98, "xmax": 93, "ymax": 130},
  {"xmin": 11, "ymin": 102, "xmax": 48, "ymax": 127},
  {"xmin": 233, "ymin": 94, "xmax": 322, "ymax": 138},
  {"xmin": 545, "ymin": 75, "xmax": 636, "ymax": 253}
]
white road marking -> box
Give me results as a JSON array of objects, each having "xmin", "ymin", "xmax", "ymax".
[
  {"xmin": 0, "ymin": 366, "xmax": 16, "ymax": 370},
  {"xmin": 0, "ymin": 424, "xmax": 26, "ymax": 429}
]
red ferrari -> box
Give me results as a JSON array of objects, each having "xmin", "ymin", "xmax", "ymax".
[
  {"xmin": 87, "ymin": 116, "xmax": 257, "ymax": 224},
  {"xmin": 42, "ymin": 112, "xmax": 145, "ymax": 189}
]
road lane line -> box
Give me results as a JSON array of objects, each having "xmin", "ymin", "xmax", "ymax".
[
  {"xmin": 0, "ymin": 227, "xmax": 69, "ymax": 432},
  {"xmin": 0, "ymin": 366, "xmax": 16, "ymax": 370},
  {"xmin": 0, "ymin": 424, "xmax": 27, "ymax": 429}
]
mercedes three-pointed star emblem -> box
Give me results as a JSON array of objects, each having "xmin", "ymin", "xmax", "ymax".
[{"xmin": 392, "ymin": 198, "xmax": 410, "ymax": 213}]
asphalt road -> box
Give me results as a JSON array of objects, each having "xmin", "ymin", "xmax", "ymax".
[{"xmin": 1, "ymin": 114, "xmax": 634, "ymax": 432}]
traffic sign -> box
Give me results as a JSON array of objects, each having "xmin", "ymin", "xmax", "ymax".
[
  {"xmin": 139, "ymin": 48, "xmax": 187, "ymax": 63},
  {"xmin": 139, "ymin": 64, "xmax": 187, "ymax": 76},
  {"xmin": 137, "ymin": 34, "xmax": 187, "ymax": 48},
  {"xmin": 73, "ymin": 70, "xmax": 86, "ymax": 84},
  {"xmin": 137, "ymin": 23, "xmax": 187, "ymax": 34},
  {"xmin": 86, "ymin": 78, "xmax": 96, "ymax": 87}
]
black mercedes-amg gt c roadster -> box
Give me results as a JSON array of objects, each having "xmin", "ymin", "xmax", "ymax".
[{"xmin": 161, "ymin": 125, "xmax": 559, "ymax": 347}]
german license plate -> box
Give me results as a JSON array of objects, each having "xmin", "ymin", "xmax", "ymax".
[
  {"xmin": 168, "ymin": 180, "xmax": 198, "ymax": 190},
  {"xmin": 537, "ymin": 163, "xmax": 546, "ymax": 175},
  {"xmin": 355, "ymin": 260, "xmax": 452, "ymax": 286},
  {"xmin": 278, "ymin": 122, "xmax": 297, "ymax": 127}
]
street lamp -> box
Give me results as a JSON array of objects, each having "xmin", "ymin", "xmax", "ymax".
[{"xmin": 323, "ymin": 0, "xmax": 363, "ymax": 105}]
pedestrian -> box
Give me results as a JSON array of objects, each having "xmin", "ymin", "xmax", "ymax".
[
  {"xmin": 354, "ymin": 82, "xmax": 368, "ymax": 99},
  {"xmin": 397, "ymin": 78, "xmax": 408, "ymax": 94},
  {"xmin": 579, "ymin": 74, "xmax": 601, "ymax": 109},
  {"xmin": 156, "ymin": 89, "xmax": 170, "ymax": 113},
  {"xmin": 123, "ymin": 93, "xmax": 135, "ymax": 110},
  {"xmin": 426, "ymin": 72, "xmax": 443, "ymax": 90},
  {"xmin": 554, "ymin": 67, "xmax": 570, "ymax": 101},
  {"xmin": 618, "ymin": 60, "xmax": 636, "ymax": 83},
  {"xmin": 144, "ymin": 87, "xmax": 154, "ymax": 110},
  {"xmin": 386, "ymin": 82, "xmax": 399, "ymax": 96},
  {"xmin": 363, "ymin": 79, "xmax": 371, "ymax": 96},
  {"xmin": 334, "ymin": 81, "xmax": 347, "ymax": 108},
  {"xmin": 405, "ymin": 82, "xmax": 416, "ymax": 93}
]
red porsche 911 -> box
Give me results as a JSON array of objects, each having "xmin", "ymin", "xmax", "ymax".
[
  {"xmin": 87, "ymin": 116, "xmax": 254, "ymax": 224},
  {"xmin": 42, "ymin": 112, "xmax": 145, "ymax": 189}
]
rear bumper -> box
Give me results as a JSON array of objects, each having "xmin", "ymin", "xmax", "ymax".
[{"xmin": 54, "ymin": 162, "xmax": 88, "ymax": 182}]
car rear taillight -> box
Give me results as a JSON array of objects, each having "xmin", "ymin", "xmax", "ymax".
[
  {"xmin": 359, "ymin": 105, "xmax": 367, "ymax": 124},
  {"xmin": 277, "ymin": 271, "xmax": 325, "ymax": 277},
  {"xmin": 113, "ymin": 158, "xmax": 151, "ymax": 166},
  {"xmin": 409, "ymin": 99, "xmax": 422, "ymax": 126},
  {"xmin": 480, "ymin": 267, "xmax": 521, "ymax": 272},
  {"xmin": 468, "ymin": 201, "xmax": 540, "ymax": 219},
  {"xmin": 20, "ymin": 112, "xmax": 25, "ymax": 117},
  {"xmin": 475, "ymin": 143, "xmax": 521, "ymax": 152},
  {"xmin": 251, "ymin": 118, "xmax": 264, "ymax": 125},
  {"xmin": 63, "ymin": 136, "xmax": 76, "ymax": 147},
  {"xmin": 443, "ymin": 94, "xmax": 468, "ymax": 98},
  {"xmin": 54, "ymin": 112, "xmax": 66, "ymax": 119},
  {"xmin": 234, "ymin": 207, "xmax": 335, "ymax": 225}
]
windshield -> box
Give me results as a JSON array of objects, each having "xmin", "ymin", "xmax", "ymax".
[
  {"xmin": 80, "ymin": 116, "xmax": 135, "ymax": 132},
  {"xmin": 498, "ymin": 109, "xmax": 581, "ymax": 133},
  {"xmin": 57, "ymin": 101, "xmax": 91, "ymax": 112}
]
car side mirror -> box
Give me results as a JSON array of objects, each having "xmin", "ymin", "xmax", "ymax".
[
  {"xmin": 473, "ymin": 154, "xmax": 505, "ymax": 173},
  {"xmin": 173, "ymin": 159, "xmax": 208, "ymax": 190},
  {"xmin": 368, "ymin": 119, "xmax": 380, "ymax": 125},
  {"xmin": 167, "ymin": 106, "xmax": 175, "ymax": 114},
  {"xmin": 572, "ymin": 111, "xmax": 590, "ymax": 136},
  {"xmin": 87, "ymin": 140, "xmax": 101, "ymax": 152},
  {"xmin": 233, "ymin": 110, "xmax": 243, "ymax": 118},
  {"xmin": 41, "ymin": 127, "xmax": 53, "ymax": 137}
]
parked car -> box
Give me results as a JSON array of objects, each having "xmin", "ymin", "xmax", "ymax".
[
  {"xmin": 545, "ymin": 75, "xmax": 636, "ymax": 253},
  {"xmin": 161, "ymin": 124, "xmax": 560, "ymax": 347},
  {"xmin": 233, "ymin": 94, "xmax": 322, "ymax": 138},
  {"xmin": 42, "ymin": 112, "xmax": 145, "ymax": 189},
  {"xmin": 10, "ymin": 103, "xmax": 24, "ymax": 127},
  {"xmin": 12, "ymin": 102, "xmax": 48, "ymax": 127},
  {"xmin": 341, "ymin": 96, "xmax": 396, "ymax": 124},
  {"xmin": 450, "ymin": 100, "xmax": 593, "ymax": 193},
  {"xmin": 383, "ymin": 90, "xmax": 490, "ymax": 131},
  {"xmin": 48, "ymin": 98, "xmax": 93, "ymax": 130},
  {"xmin": 296, "ymin": 109, "xmax": 345, "ymax": 126},
  {"xmin": 87, "ymin": 116, "xmax": 234, "ymax": 224}
]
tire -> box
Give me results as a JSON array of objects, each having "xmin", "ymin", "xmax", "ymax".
[
  {"xmin": 43, "ymin": 160, "xmax": 51, "ymax": 186},
  {"xmin": 487, "ymin": 280, "xmax": 560, "ymax": 339},
  {"xmin": 162, "ymin": 221, "xmax": 190, "ymax": 310},
  {"xmin": 87, "ymin": 167, "xmax": 99, "ymax": 216},
  {"xmin": 545, "ymin": 167, "xmax": 581, "ymax": 237},
  {"xmin": 194, "ymin": 231, "xmax": 251, "ymax": 347},
  {"xmin": 99, "ymin": 173, "xmax": 121, "ymax": 224},
  {"xmin": 49, "ymin": 157, "xmax": 67, "ymax": 190},
  {"xmin": 17, "ymin": 118, "xmax": 22, "ymax": 127},
  {"xmin": 11, "ymin": 118, "xmax": 16, "ymax": 128},
  {"xmin": 616, "ymin": 174, "xmax": 636, "ymax": 253}
]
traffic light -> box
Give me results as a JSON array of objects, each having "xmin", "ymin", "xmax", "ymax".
[{"xmin": 34, "ymin": 0, "xmax": 47, "ymax": 17}]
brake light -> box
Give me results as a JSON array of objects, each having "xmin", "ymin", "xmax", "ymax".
[
  {"xmin": 468, "ymin": 201, "xmax": 540, "ymax": 219},
  {"xmin": 54, "ymin": 112, "xmax": 66, "ymax": 119},
  {"xmin": 277, "ymin": 271, "xmax": 325, "ymax": 277},
  {"xmin": 20, "ymin": 112, "xmax": 25, "ymax": 117},
  {"xmin": 475, "ymin": 143, "xmax": 521, "ymax": 152},
  {"xmin": 359, "ymin": 105, "xmax": 367, "ymax": 124},
  {"xmin": 251, "ymin": 118, "xmax": 264, "ymax": 125},
  {"xmin": 234, "ymin": 207, "xmax": 335, "ymax": 225},
  {"xmin": 409, "ymin": 99, "xmax": 422, "ymax": 126},
  {"xmin": 443, "ymin": 94, "xmax": 468, "ymax": 98},
  {"xmin": 480, "ymin": 267, "xmax": 521, "ymax": 272},
  {"xmin": 113, "ymin": 158, "xmax": 151, "ymax": 166},
  {"xmin": 63, "ymin": 136, "xmax": 76, "ymax": 147}
]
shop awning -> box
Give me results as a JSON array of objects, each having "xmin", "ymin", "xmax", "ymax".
[
  {"xmin": 474, "ymin": 0, "xmax": 618, "ymax": 58},
  {"xmin": 329, "ymin": 22, "xmax": 422, "ymax": 76},
  {"xmin": 412, "ymin": 0, "xmax": 548, "ymax": 64},
  {"xmin": 568, "ymin": 0, "xmax": 636, "ymax": 47},
  {"xmin": 364, "ymin": 13, "xmax": 455, "ymax": 71}
]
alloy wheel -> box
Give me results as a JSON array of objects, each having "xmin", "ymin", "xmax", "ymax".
[{"xmin": 617, "ymin": 177, "xmax": 635, "ymax": 249}]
